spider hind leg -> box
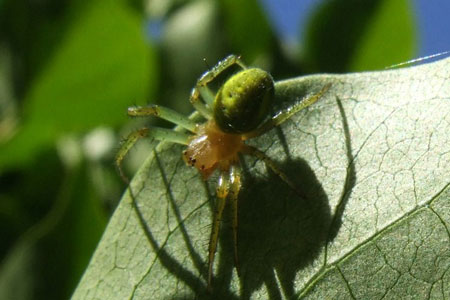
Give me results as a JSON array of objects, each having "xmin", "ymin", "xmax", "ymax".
[
  {"xmin": 206, "ymin": 163, "xmax": 242, "ymax": 291},
  {"xmin": 207, "ymin": 170, "xmax": 230, "ymax": 290},
  {"xmin": 229, "ymin": 164, "xmax": 242, "ymax": 276}
]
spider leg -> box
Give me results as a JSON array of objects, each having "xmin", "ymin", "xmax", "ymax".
[
  {"xmin": 115, "ymin": 127, "xmax": 190, "ymax": 184},
  {"xmin": 242, "ymin": 145, "xmax": 304, "ymax": 197},
  {"xmin": 199, "ymin": 55, "xmax": 247, "ymax": 90},
  {"xmin": 229, "ymin": 164, "xmax": 242, "ymax": 276},
  {"xmin": 197, "ymin": 85, "xmax": 216, "ymax": 107},
  {"xmin": 208, "ymin": 169, "xmax": 230, "ymax": 290},
  {"xmin": 189, "ymin": 89, "xmax": 213, "ymax": 120},
  {"xmin": 243, "ymin": 83, "xmax": 332, "ymax": 139},
  {"xmin": 191, "ymin": 54, "xmax": 247, "ymax": 117},
  {"xmin": 128, "ymin": 105, "xmax": 197, "ymax": 133}
]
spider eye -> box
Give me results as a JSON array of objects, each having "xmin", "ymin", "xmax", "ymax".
[{"xmin": 213, "ymin": 68, "xmax": 274, "ymax": 134}]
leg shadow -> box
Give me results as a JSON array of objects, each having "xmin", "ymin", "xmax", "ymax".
[
  {"xmin": 234, "ymin": 157, "xmax": 331, "ymax": 299},
  {"xmin": 128, "ymin": 150, "xmax": 240, "ymax": 300},
  {"xmin": 326, "ymin": 97, "xmax": 356, "ymax": 243}
]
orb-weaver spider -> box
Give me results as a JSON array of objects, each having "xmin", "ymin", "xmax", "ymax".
[{"xmin": 115, "ymin": 55, "xmax": 331, "ymax": 290}]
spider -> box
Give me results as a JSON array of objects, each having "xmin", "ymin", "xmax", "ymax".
[{"xmin": 115, "ymin": 55, "xmax": 331, "ymax": 290}]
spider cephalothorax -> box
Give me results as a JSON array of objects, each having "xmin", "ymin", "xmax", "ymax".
[{"xmin": 116, "ymin": 55, "xmax": 331, "ymax": 290}]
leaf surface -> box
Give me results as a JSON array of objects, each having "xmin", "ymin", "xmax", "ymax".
[{"xmin": 73, "ymin": 57, "xmax": 450, "ymax": 299}]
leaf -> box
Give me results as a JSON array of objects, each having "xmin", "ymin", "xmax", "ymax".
[
  {"xmin": 219, "ymin": 0, "xmax": 274, "ymax": 61},
  {"xmin": 347, "ymin": 0, "xmax": 416, "ymax": 71},
  {"xmin": 303, "ymin": 0, "xmax": 416, "ymax": 72},
  {"xmin": 0, "ymin": 161, "xmax": 107, "ymax": 299},
  {"xmin": 72, "ymin": 57, "xmax": 450, "ymax": 299},
  {"xmin": 0, "ymin": 0, "xmax": 156, "ymax": 170}
]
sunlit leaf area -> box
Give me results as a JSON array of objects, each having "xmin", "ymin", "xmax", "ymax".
[{"xmin": 0, "ymin": 0, "xmax": 449, "ymax": 299}]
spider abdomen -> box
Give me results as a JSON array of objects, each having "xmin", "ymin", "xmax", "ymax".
[
  {"xmin": 183, "ymin": 121, "xmax": 243, "ymax": 179},
  {"xmin": 213, "ymin": 68, "xmax": 274, "ymax": 134}
]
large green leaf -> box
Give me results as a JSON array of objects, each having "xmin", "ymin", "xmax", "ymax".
[
  {"xmin": 0, "ymin": 161, "xmax": 107, "ymax": 299},
  {"xmin": 219, "ymin": 0, "xmax": 274, "ymax": 62},
  {"xmin": 0, "ymin": 0, "xmax": 155, "ymax": 170},
  {"xmin": 303, "ymin": 0, "xmax": 416, "ymax": 72},
  {"xmin": 72, "ymin": 57, "xmax": 450, "ymax": 299}
]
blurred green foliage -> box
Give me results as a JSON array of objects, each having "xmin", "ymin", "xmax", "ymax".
[
  {"xmin": 0, "ymin": 0, "xmax": 416, "ymax": 299},
  {"xmin": 303, "ymin": 0, "xmax": 415, "ymax": 72}
]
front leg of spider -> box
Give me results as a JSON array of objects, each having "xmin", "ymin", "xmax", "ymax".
[
  {"xmin": 189, "ymin": 54, "xmax": 247, "ymax": 118},
  {"xmin": 116, "ymin": 54, "xmax": 331, "ymax": 292}
]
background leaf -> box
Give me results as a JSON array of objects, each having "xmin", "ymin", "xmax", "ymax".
[
  {"xmin": 0, "ymin": 0, "xmax": 153, "ymax": 298},
  {"xmin": 303, "ymin": 0, "xmax": 416, "ymax": 72},
  {"xmin": 0, "ymin": 0, "xmax": 156, "ymax": 170},
  {"xmin": 72, "ymin": 57, "xmax": 450, "ymax": 299},
  {"xmin": 219, "ymin": 0, "xmax": 274, "ymax": 61},
  {"xmin": 0, "ymin": 161, "xmax": 107, "ymax": 300}
]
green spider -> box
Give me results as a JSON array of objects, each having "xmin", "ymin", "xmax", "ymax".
[{"xmin": 116, "ymin": 55, "xmax": 331, "ymax": 290}]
